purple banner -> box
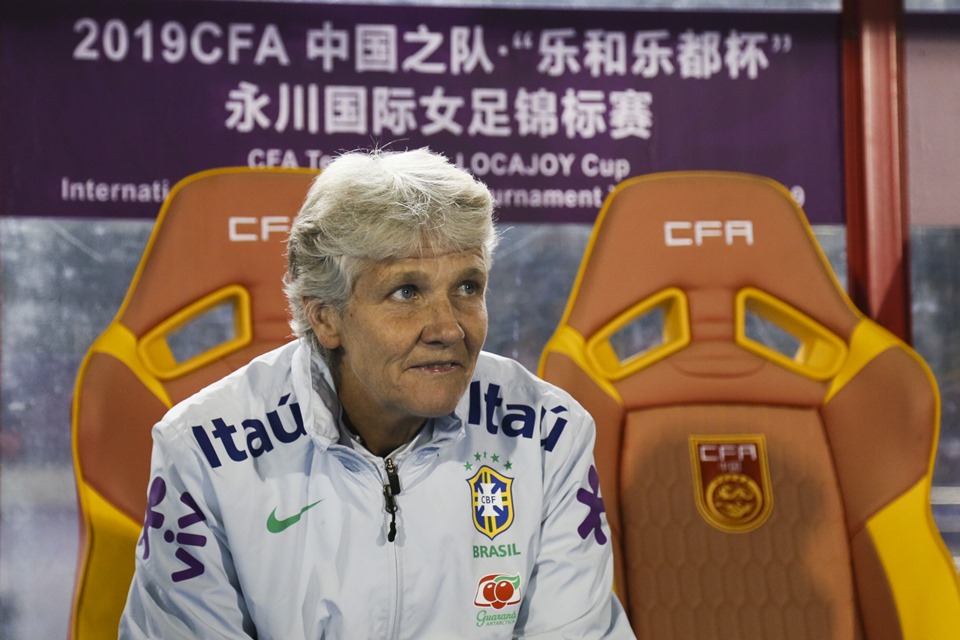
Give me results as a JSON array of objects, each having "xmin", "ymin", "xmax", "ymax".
[{"xmin": 1, "ymin": 2, "xmax": 843, "ymax": 223}]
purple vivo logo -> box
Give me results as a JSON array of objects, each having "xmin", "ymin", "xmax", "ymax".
[
  {"xmin": 576, "ymin": 465, "xmax": 608, "ymax": 545},
  {"xmin": 138, "ymin": 476, "xmax": 209, "ymax": 582}
]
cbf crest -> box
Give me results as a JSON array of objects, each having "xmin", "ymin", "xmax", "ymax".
[
  {"xmin": 689, "ymin": 434, "xmax": 773, "ymax": 533},
  {"xmin": 467, "ymin": 465, "xmax": 514, "ymax": 539}
]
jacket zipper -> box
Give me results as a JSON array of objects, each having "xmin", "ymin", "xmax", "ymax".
[
  {"xmin": 382, "ymin": 456, "xmax": 403, "ymax": 640},
  {"xmin": 383, "ymin": 457, "xmax": 402, "ymax": 542}
]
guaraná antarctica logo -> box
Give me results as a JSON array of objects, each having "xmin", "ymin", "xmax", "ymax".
[{"xmin": 474, "ymin": 573, "xmax": 522, "ymax": 627}]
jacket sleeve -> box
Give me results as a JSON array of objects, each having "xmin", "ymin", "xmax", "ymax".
[
  {"xmin": 119, "ymin": 421, "xmax": 256, "ymax": 639},
  {"xmin": 514, "ymin": 403, "xmax": 635, "ymax": 639}
]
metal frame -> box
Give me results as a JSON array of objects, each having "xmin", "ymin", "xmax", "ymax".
[{"xmin": 843, "ymin": 0, "xmax": 911, "ymax": 340}]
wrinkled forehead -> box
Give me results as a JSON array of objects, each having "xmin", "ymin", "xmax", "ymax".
[{"xmin": 357, "ymin": 246, "xmax": 488, "ymax": 282}]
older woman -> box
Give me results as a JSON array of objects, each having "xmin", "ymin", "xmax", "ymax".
[{"xmin": 121, "ymin": 148, "xmax": 633, "ymax": 639}]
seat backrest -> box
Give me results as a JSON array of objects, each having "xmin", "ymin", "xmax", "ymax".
[
  {"xmin": 539, "ymin": 171, "xmax": 960, "ymax": 640},
  {"xmin": 70, "ymin": 167, "xmax": 317, "ymax": 638}
]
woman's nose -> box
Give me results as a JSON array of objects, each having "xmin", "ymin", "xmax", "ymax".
[{"xmin": 421, "ymin": 298, "xmax": 465, "ymax": 346}]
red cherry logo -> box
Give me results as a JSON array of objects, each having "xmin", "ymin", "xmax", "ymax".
[{"xmin": 475, "ymin": 574, "xmax": 520, "ymax": 609}]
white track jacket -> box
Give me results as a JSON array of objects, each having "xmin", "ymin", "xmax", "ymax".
[{"xmin": 120, "ymin": 340, "xmax": 633, "ymax": 639}]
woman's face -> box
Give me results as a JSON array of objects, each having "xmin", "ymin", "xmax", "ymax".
[{"xmin": 310, "ymin": 246, "xmax": 488, "ymax": 436}]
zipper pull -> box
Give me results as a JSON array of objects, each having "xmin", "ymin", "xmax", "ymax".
[{"xmin": 383, "ymin": 457, "xmax": 401, "ymax": 543}]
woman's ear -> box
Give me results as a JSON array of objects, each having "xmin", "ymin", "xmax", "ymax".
[{"xmin": 303, "ymin": 298, "xmax": 343, "ymax": 350}]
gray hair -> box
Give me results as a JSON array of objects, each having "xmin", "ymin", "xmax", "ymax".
[{"xmin": 285, "ymin": 147, "xmax": 498, "ymax": 358}]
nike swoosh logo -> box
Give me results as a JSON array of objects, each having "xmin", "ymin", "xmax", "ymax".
[{"xmin": 266, "ymin": 500, "xmax": 323, "ymax": 534}]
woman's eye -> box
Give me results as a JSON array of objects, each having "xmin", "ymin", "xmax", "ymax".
[{"xmin": 391, "ymin": 285, "xmax": 416, "ymax": 301}]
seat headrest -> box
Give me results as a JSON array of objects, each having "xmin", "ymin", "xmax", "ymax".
[
  {"xmin": 566, "ymin": 171, "xmax": 858, "ymax": 343},
  {"xmin": 118, "ymin": 168, "xmax": 317, "ymax": 340}
]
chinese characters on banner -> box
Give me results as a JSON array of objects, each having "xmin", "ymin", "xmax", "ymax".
[
  {"xmin": 217, "ymin": 26, "xmax": 782, "ymax": 137},
  {"xmin": 0, "ymin": 3, "xmax": 842, "ymax": 223}
]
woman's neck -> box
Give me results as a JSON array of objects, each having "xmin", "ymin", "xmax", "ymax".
[{"xmin": 341, "ymin": 409, "xmax": 426, "ymax": 458}]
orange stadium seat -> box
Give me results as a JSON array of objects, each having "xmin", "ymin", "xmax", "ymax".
[
  {"xmin": 539, "ymin": 171, "xmax": 960, "ymax": 639},
  {"xmin": 69, "ymin": 167, "xmax": 317, "ymax": 638}
]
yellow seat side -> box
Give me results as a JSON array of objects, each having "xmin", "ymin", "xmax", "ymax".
[
  {"xmin": 71, "ymin": 484, "xmax": 141, "ymax": 639},
  {"xmin": 866, "ymin": 478, "xmax": 960, "ymax": 639}
]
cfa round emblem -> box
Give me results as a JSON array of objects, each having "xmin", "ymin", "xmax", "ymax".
[{"xmin": 705, "ymin": 473, "xmax": 763, "ymax": 526}]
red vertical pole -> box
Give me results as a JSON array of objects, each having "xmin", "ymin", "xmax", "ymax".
[{"xmin": 842, "ymin": 0, "xmax": 911, "ymax": 341}]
